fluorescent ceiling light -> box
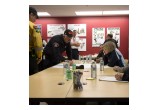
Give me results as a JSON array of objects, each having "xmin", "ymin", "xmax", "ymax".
[
  {"xmin": 38, "ymin": 12, "xmax": 51, "ymax": 16},
  {"xmin": 75, "ymin": 11, "xmax": 102, "ymax": 15},
  {"xmin": 75, "ymin": 10, "xmax": 129, "ymax": 16},
  {"xmin": 103, "ymin": 10, "xmax": 129, "ymax": 15}
]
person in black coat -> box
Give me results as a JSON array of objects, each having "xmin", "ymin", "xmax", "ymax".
[
  {"xmin": 43, "ymin": 29, "xmax": 73, "ymax": 69},
  {"xmin": 102, "ymin": 41, "xmax": 125, "ymax": 67}
]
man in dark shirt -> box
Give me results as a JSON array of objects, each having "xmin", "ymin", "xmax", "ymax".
[
  {"xmin": 104, "ymin": 34, "xmax": 118, "ymax": 48},
  {"xmin": 43, "ymin": 29, "xmax": 73, "ymax": 69}
]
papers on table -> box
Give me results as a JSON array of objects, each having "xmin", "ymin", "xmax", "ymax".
[
  {"xmin": 52, "ymin": 63, "xmax": 63, "ymax": 68},
  {"xmin": 99, "ymin": 76, "xmax": 128, "ymax": 82},
  {"xmin": 75, "ymin": 64, "xmax": 110, "ymax": 69}
]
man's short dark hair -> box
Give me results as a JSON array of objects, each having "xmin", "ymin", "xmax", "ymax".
[
  {"xmin": 107, "ymin": 34, "xmax": 113, "ymax": 38},
  {"xmin": 64, "ymin": 29, "xmax": 73, "ymax": 38},
  {"xmin": 29, "ymin": 7, "xmax": 39, "ymax": 18}
]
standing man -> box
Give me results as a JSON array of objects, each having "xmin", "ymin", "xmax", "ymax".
[
  {"xmin": 70, "ymin": 30, "xmax": 81, "ymax": 60},
  {"xmin": 104, "ymin": 34, "xmax": 118, "ymax": 48},
  {"xmin": 29, "ymin": 7, "xmax": 43, "ymax": 75},
  {"xmin": 43, "ymin": 29, "xmax": 73, "ymax": 69}
]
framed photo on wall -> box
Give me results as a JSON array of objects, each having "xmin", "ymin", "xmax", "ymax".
[
  {"xmin": 68, "ymin": 24, "xmax": 86, "ymax": 36},
  {"xmin": 78, "ymin": 38, "xmax": 86, "ymax": 51},
  {"xmin": 92, "ymin": 27, "xmax": 105, "ymax": 47},
  {"xmin": 47, "ymin": 24, "xmax": 66, "ymax": 37}
]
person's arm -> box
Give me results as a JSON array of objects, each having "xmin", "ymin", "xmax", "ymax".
[
  {"xmin": 32, "ymin": 25, "xmax": 43, "ymax": 64},
  {"xmin": 97, "ymin": 50, "xmax": 103, "ymax": 58},
  {"xmin": 66, "ymin": 43, "xmax": 72, "ymax": 60},
  {"xmin": 122, "ymin": 67, "xmax": 129, "ymax": 81},
  {"xmin": 114, "ymin": 40, "xmax": 119, "ymax": 48},
  {"xmin": 70, "ymin": 38, "xmax": 80, "ymax": 47},
  {"xmin": 43, "ymin": 39, "xmax": 47, "ymax": 47},
  {"xmin": 76, "ymin": 37, "xmax": 81, "ymax": 47},
  {"xmin": 66, "ymin": 43, "xmax": 73, "ymax": 65},
  {"xmin": 107, "ymin": 50, "xmax": 118, "ymax": 67},
  {"xmin": 50, "ymin": 40, "xmax": 64, "ymax": 64},
  {"xmin": 115, "ymin": 66, "xmax": 129, "ymax": 81},
  {"xmin": 115, "ymin": 73, "xmax": 124, "ymax": 81},
  {"xmin": 103, "ymin": 54, "xmax": 108, "ymax": 65},
  {"xmin": 95, "ymin": 50, "xmax": 103, "ymax": 63},
  {"xmin": 71, "ymin": 42, "xmax": 80, "ymax": 47},
  {"xmin": 113, "ymin": 66, "xmax": 128, "ymax": 73}
]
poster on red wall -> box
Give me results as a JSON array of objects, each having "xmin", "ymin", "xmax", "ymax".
[
  {"xmin": 47, "ymin": 24, "xmax": 66, "ymax": 37},
  {"xmin": 92, "ymin": 27, "xmax": 105, "ymax": 47},
  {"xmin": 107, "ymin": 27, "xmax": 120, "ymax": 47},
  {"xmin": 68, "ymin": 24, "xmax": 86, "ymax": 36},
  {"xmin": 78, "ymin": 38, "xmax": 86, "ymax": 51}
]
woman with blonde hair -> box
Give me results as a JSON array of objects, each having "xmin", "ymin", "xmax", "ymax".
[{"xmin": 102, "ymin": 41, "xmax": 125, "ymax": 67}]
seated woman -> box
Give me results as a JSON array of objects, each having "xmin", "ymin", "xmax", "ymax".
[{"xmin": 102, "ymin": 41, "xmax": 125, "ymax": 67}]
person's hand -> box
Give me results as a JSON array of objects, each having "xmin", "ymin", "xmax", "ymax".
[
  {"xmin": 96, "ymin": 58, "xmax": 100, "ymax": 63},
  {"xmin": 115, "ymin": 72, "xmax": 124, "ymax": 81},
  {"xmin": 37, "ymin": 57, "xmax": 42, "ymax": 64},
  {"xmin": 75, "ymin": 42, "xmax": 80, "ymax": 47},
  {"xmin": 113, "ymin": 66, "xmax": 125, "ymax": 73},
  {"xmin": 113, "ymin": 66, "xmax": 120, "ymax": 71},
  {"xmin": 69, "ymin": 60, "xmax": 73, "ymax": 66},
  {"xmin": 99, "ymin": 45, "xmax": 103, "ymax": 49}
]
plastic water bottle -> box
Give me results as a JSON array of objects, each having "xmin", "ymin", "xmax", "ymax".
[
  {"xmin": 79, "ymin": 55, "xmax": 81, "ymax": 61},
  {"xmin": 72, "ymin": 63, "xmax": 76, "ymax": 71},
  {"xmin": 91, "ymin": 61, "xmax": 97, "ymax": 79},
  {"xmin": 65, "ymin": 60, "xmax": 70, "ymax": 69},
  {"xmin": 86, "ymin": 55, "xmax": 89, "ymax": 62},
  {"xmin": 100, "ymin": 58, "xmax": 104, "ymax": 71},
  {"xmin": 63, "ymin": 60, "xmax": 70, "ymax": 75},
  {"xmin": 82, "ymin": 56, "xmax": 85, "ymax": 63},
  {"xmin": 89, "ymin": 54, "xmax": 92, "ymax": 62},
  {"xmin": 66, "ymin": 69, "xmax": 72, "ymax": 80}
]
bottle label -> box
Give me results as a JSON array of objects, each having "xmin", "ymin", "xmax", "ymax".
[
  {"xmin": 72, "ymin": 64, "xmax": 76, "ymax": 71},
  {"xmin": 91, "ymin": 63, "xmax": 97, "ymax": 78},
  {"xmin": 66, "ymin": 69, "xmax": 72, "ymax": 80}
]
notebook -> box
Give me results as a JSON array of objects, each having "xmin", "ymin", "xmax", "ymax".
[{"xmin": 99, "ymin": 76, "xmax": 128, "ymax": 82}]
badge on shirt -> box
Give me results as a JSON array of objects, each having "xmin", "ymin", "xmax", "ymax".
[
  {"xmin": 33, "ymin": 25, "xmax": 40, "ymax": 33},
  {"xmin": 53, "ymin": 42, "xmax": 59, "ymax": 47}
]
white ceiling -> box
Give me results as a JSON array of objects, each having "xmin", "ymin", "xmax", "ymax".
[{"xmin": 30, "ymin": 5, "xmax": 129, "ymax": 17}]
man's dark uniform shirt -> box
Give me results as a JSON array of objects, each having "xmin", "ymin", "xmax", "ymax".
[{"xmin": 43, "ymin": 34, "xmax": 72, "ymax": 68}]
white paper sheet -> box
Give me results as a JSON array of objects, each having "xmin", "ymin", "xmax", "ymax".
[
  {"xmin": 99, "ymin": 76, "xmax": 128, "ymax": 82},
  {"xmin": 76, "ymin": 64, "xmax": 110, "ymax": 69},
  {"xmin": 52, "ymin": 63, "xmax": 63, "ymax": 68}
]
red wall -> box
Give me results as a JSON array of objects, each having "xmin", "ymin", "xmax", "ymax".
[{"xmin": 36, "ymin": 16, "xmax": 129, "ymax": 59}]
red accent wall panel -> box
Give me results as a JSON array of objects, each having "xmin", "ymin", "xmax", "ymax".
[{"xmin": 36, "ymin": 16, "xmax": 129, "ymax": 59}]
